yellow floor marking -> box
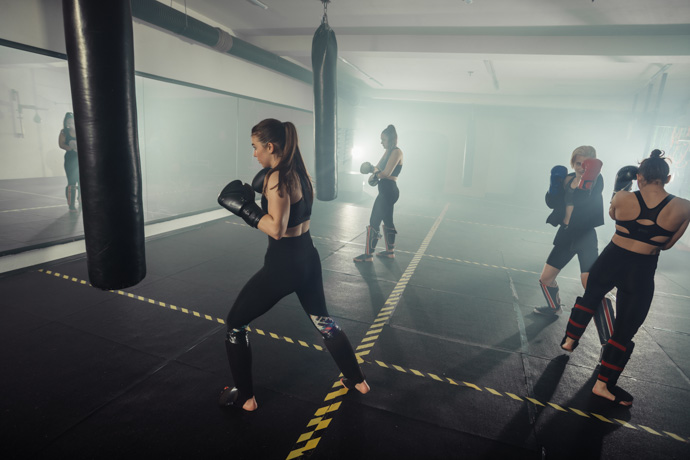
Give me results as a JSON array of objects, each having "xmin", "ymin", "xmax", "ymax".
[
  {"xmin": 306, "ymin": 418, "xmax": 322, "ymax": 427},
  {"xmin": 639, "ymin": 425, "xmax": 662, "ymax": 436},
  {"xmin": 410, "ymin": 369, "xmax": 424, "ymax": 377},
  {"xmin": 663, "ymin": 431, "xmax": 687, "ymax": 442},
  {"xmin": 486, "ymin": 388, "xmax": 502, "ymax": 396},
  {"xmin": 428, "ymin": 374, "xmax": 443, "ymax": 381},
  {"xmin": 464, "ymin": 382, "xmax": 482, "ymax": 392},
  {"xmin": 570, "ymin": 408, "xmax": 590, "ymax": 418},
  {"xmin": 392, "ymin": 365, "xmax": 407, "ymax": 373},
  {"xmin": 548, "ymin": 403, "xmax": 567, "ymax": 412},
  {"xmin": 506, "ymin": 393, "xmax": 522, "ymax": 401},
  {"xmin": 286, "ymin": 439, "xmax": 320, "ymax": 460},
  {"xmin": 324, "ymin": 388, "xmax": 348, "ymax": 401},
  {"xmin": 615, "ymin": 419, "xmax": 637, "ymax": 429},
  {"xmin": 591, "ymin": 413, "xmax": 613, "ymax": 424},
  {"xmin": 526, "ymin": 398, "xmax": 544, "ymax": 407}
]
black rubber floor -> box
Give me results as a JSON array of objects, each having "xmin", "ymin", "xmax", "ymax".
[{"xmin": 1, "ymin": 194, "xmax": 689, "ymax": 459}]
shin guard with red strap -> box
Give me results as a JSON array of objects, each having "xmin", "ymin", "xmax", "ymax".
[
  {"xmin": 593, "ymin": 295, "xmax": 615, "ymax": 346},
  {"xmin": 597, "ymin": 338, "xmax": 631, "ymax": 385},
  {"xmin": 365, "ymin": 225, "xmax": 380, "ymax": 255},
  {"xmin": 539, "ymin": 281, "xmax": 562, "ymax": 312},
  {"xmin": 565, "ymin": 296, "xmax": 597, "ymax": 342},
  {"xmin": 382, "ymin": 225, "xmax": 396, "ymax": 252}
]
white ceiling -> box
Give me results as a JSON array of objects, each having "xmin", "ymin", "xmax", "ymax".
[{"xmin": 184, "ymin": 0, "xmax": 690, "ymax": 112}]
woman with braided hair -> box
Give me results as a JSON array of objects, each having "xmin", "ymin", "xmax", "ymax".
[{"xmin": 561, "ymin": 149, "xmax": 690, "ymax": 406}]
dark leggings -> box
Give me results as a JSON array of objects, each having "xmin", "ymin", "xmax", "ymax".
[
  {"xmin": 567, "ymin": 242, "xmax": 658, "ymax": 383},
  {"xmin": 225, "ymin": 231, "xmax": 364, "ymax": 399},
  {"xmin": 64, "ymin": 151, "xmax": 79, "ymax": 186},
  {"xmin": 370, "ymin": 179, "xmax": 399, "ymax": 228}
]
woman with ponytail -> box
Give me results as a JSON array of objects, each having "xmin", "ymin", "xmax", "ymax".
[
  {"xmin": 354, "ymin": 124, "xmax": 403, "ymax": 262},
  {"xmin": 217, "ymin": 118, "xmax": 370, "ymax": 411},
  {"xmin": 560, "ymin": 149, "xmax": 690, "ymax": 406}
]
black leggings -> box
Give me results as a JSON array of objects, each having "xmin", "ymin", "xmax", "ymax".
[
  {"xmin": 370, "ymin": 179, "xmax": 399, "ymax": 229},
  {"xmin": 64, "ymin": 151, "xmax": 79, "ymax": 186},
  {"xmin": 570, "ymin": 242, "xmax": 658, "ymax": 382},
  {"xmin": 227, "ymin": 232, "xmax": 329, "ymax": 327},
  {"xmin": 225, "ymin": 231, "xmax": 364, "ymax": 398}
]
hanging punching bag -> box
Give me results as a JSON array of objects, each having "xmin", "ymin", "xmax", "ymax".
[
  {"xmin": 63, "ymin": 0, "xmax": 146, "ymax": 290},
  {"xmin": 312, "ymin": 18, "xmax": 338, "ymax": 201}
]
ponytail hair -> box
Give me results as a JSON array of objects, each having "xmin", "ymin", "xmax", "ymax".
[
  {"xmin": 638, "ymin": 149, "xmax": 671, "ymax": 185},
  {"xmin": 251, "ymin": 118, "xmax": 313, "ymax": 201},
  {"xmin": 63, "ymin": 112, "xmax": 74, "ymax": 130},
  {"xmin": 382, "ymin": 124, "xmax": 398, "ymax": 151}
]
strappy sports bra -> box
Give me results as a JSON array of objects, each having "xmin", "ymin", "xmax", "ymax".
[
  {"xmin": 615, "ymin": 191, "xmax": 675, "ymax": 247},
  {"xmin": 261, "ymin": 173, "xmax": 312, "ymax": 228}
]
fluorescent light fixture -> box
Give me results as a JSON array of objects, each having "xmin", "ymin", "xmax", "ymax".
[
  {"xmin": 339, "ymin": 57, "xmax": 383, "ymax": 87},
  {"xmin": 246, "ymin": 0, "xmax": 268, "ymax": 9}
]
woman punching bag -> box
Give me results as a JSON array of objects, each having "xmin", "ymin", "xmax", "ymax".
[
  {"xmin": 63, "ymin": 0, "xmax": 146, "ymax": 290},
  {"xmin": 312, "ymin": 6, "xmax": 338, "ymax": 201}
]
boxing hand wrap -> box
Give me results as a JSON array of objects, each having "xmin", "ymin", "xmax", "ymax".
[
  {"xmin": 578, "ymin": 158, "xmax": 603, "ymax": 191},
  {"xmin": 218, "ymin": 180, "xmax": 266, "ymax": 228},
  {"xmin": 368, "ymin": 172, "xmax": 380, "ymax": 187},
  {"xmin": 360, "ymin": 161, "xmax": 375, "ymax": 175},
  {"xmin": 613, "ymin": 165, "xmax": 638, "ymax": 193},
  {"xmin": 251, "ymin": 167, "xmax": 270, "ymax": 194},
  {"xmin": 548, "ymin": 165, "xmax": 568, "ymax": 194}
]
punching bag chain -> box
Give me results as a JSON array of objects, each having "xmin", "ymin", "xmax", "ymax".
[{"xmin": 321, "ymin": 0, "xmax": 330, "ymax": 25}]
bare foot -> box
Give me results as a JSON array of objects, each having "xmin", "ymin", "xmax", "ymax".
[
  {"xmin": 561, "ymin": 337, "xmax": 576, "ymax": 352},
  {"xmin": 354, "ymin": 380, "xmax": 371, "ymax": 394},
  {"xmin": 592, "ymin": 380, "xmax": 632, "ymax": 406},
  {"xmin": 243, "ymin": 396, "xmax": 258, "ymax": 411}
]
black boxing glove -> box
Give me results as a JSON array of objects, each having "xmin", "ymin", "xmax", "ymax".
[
  {"xmin": 614, "ymin": 165, "xmax": 638, "ymax": 193},
  {"xmin": 218, "ymin": 180, "xmax": 266, "ymax": 228},
  {"xmin": 549, "ymin": 165, "xmax": 568, "ymax": 195},
  {"xmin": 252, "ymin": 167, "xmax": 270, "ymax": 194}
]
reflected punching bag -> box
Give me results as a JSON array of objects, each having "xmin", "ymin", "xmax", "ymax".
[
  {"xmin": 63, "ymin": 0, "xmax": 146, "ymax": 289},
  {"xmin": 312, "ymin": 17, "xmax": 338, "ymax": 201}
]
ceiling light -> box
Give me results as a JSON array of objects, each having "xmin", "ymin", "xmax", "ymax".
[{"xmin": 246, "ymin": 0, "xmax": 268, "ymax": 9}]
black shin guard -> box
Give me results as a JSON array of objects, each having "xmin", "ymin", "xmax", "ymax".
[
  {"xmin": 593, "ymin": 296, "xmax": 615, "ymax": 346},
  {"xmin": 598, "ymin": 338, "xmax": 630, "ymax": 385},
  {"xmin": 323, "ymin": 327, "xmax": 365, "ymax": 383},
  {"xmin": 539, "ymin": 281, "xmax": 561, "ymax": 311},
  {"xmin": 565, "ymin": 296, "xmax": 596, "ymax": 342},
  {"xmin": 311, "ymin": 316, "xmax": 365, "ymax": 383},
  {"xmin": 224, "ymin": 328, "xmax": 253, "ymax": 399},
  {"xmin": 607, "ymin": 341, "xmax": 634, "ymax": 387},
  {"xmin": 382, "ymin": 225, "xmax": 396, "ymax": 252},
  {"xmin": 365, "ymin": 225, "xmax": 380, "ymax": 255},
  {"xmin": 66, "ymin": 185, "xmax": 77, "ymax": 210}
]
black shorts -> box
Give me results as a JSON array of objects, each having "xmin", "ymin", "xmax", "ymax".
[{"xmin": 546, "ymin": 226, "xmax": 598, "ymax": 272}]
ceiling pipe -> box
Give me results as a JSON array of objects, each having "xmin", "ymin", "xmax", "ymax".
[{"xmin": 131, "ymin": 0, "xmax": 313, "ymax": 85}]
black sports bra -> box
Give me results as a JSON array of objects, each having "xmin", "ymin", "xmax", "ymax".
[
  {"xmin": 261, "ymin": 174, "xmax": 312, "ymax": 228},
  {"xmin": 379, "ymin": 147, "xmax": 402, "ymax": 178},
  {"xmin": 615, "ymin": 191, "xmax": 675, "ymax": 247}
]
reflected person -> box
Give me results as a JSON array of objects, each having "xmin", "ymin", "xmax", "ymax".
[{"xmin": 58, "ymin": 112, "xmax": 79, "ymax": 211}]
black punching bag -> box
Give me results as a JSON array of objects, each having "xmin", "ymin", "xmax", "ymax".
[
  {"xmin": 312, "ymin": 19, "xmax": 338, "ymax": 201},
  {"xmin": 63, "ymin": 0, "xmax": 146, "ymax": 290}
]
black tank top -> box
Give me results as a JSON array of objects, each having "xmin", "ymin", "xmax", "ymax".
[
  {"xmin": 615, "ymin": 191, "xmax": 675, "ymax": 246},
  {"xmin": 379, "ymin": 147, "xmax": 402, "ymax": 178},
  {"xmin": 261, "ymin": 173, "xmax": 312, "ymax": 228}
]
